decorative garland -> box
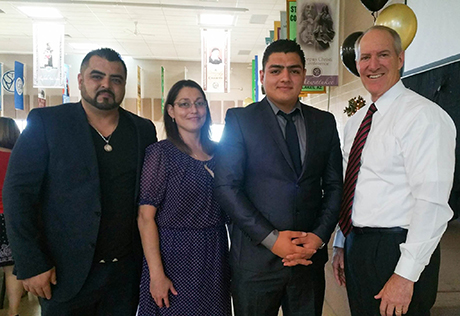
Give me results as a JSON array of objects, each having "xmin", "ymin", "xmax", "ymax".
[{"xmin": 344, "ymin": 95, "xmax": 366, "ymax": 117}]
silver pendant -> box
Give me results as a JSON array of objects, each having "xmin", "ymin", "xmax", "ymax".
[{"xmin": 104, "ymin": 144, "xmax": 113, "ymax": 152}]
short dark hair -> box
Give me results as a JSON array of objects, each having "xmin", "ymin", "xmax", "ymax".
[
  {"xmin": 164, "ymin": 80, "xmax": 215, "ymax": 155},
  {"xmin": 355, "ymin": 25, "xmax": 403, "ymax": 60},
  {"xmin": 0, "ymin": 117, "xmax": 20, "ymax": 150},
  {"xmin": 262, "ymin": 39, "xmax": 306, "ymax": 70},
  {"xmin": 80, "ymin": 48, "xmax": 127, "ymax": 77}
]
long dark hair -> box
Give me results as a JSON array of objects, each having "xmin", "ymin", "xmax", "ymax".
[
  {"xmin": 0, "ymin": 117, "xmax": 20, "ymax": 150},
  {"xmin": 164, "ymin": 80, "xmax": 215, "ymax": 155}
]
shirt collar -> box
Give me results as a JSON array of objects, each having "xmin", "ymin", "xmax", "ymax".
[
  {"xmin": 371, "ymin": 80, "xmax": 406, "ymax": 117},
  {"xmin": 267, "ymin": 98, "xmax": 303, "ymax": 117}
]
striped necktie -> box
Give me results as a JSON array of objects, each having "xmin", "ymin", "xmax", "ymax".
[{"xmin": 338, "ymin": 103, "xmax": 378, "ymax": 237}]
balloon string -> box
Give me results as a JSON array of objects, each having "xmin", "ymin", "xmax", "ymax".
[{"xmin": 372, "ymin": 11, "xmax": 377, "ymax": 24}]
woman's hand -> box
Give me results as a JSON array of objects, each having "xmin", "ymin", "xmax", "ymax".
[{"xmin": 150, "ymin": 274, "xmax": 178, "ymax": 308}]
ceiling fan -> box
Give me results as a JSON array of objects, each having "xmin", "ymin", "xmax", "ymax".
[{"xmin": 126, "ymin": 21, "xmax": 155, "ymax": 37}]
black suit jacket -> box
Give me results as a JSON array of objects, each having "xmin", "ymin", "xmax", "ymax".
[
  {"xmin": 214, "ymin": 97, "xmax": 342, "ymax": 272},
  {"xmin": 3, "ymin": 102, "xmax": 157, "ymax": 302}
]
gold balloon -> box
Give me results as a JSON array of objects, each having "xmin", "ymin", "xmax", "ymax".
[
  {"xmin": 242, "ymin": 97, "xmax": 253, "ymax": 107},
  {"xmin": 376, "ymin": 4, "xmax": 417, "ymax": 50}
]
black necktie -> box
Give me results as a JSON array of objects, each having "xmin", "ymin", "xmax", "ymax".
[{"xmin": 278, "ymin": 109, "xmax": 302, "ymax": 176}]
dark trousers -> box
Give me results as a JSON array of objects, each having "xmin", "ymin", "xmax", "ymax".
[
  {"xmin": 40, "ymin": 254, "xmax": 140, "ymax": 316},
  {"xmin": 231, "ymin": 263, "xmax": 325, "ymax": 316},
  {"xmin": 344, "ymin": 228, "xmax": 440, "ymax": 316}
]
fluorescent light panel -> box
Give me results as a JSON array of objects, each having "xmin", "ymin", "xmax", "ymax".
[
  {"xmin": 200, "ymin": 14, "xmax": 234, "ymax": 26},
  {"xmin": 18, "ymin": 6, "xmax": 63, "ymax": 19}
]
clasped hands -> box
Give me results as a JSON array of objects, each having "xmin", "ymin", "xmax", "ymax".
[{"xmin": 271, "ymin": 230, "xmax": 323, "ymax": 267}]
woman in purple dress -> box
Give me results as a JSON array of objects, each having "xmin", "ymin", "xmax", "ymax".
[{"xmin": 137, "ymin": 80, "xmax": 231, "ymax": 315}]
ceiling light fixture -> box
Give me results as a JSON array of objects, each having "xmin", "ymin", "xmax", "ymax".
[
  {"xmin": 7, "ymin": 1, "xmax": 248, "ymax": 13},
  {"xmin": 18, "ymin": 6, "xmax": 63, "ymax": 19}
]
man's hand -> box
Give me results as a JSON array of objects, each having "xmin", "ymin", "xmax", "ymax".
[
  {"xmin": 281, "ymin": 232, "xmax": 321, "ymax": 267},
  {"xmin": 331, "ymin": 247, "xmax": 346, "ymax": 286},
  {"xmin": 282, "ymin": 233, "xmax": 322, "ymax": 266},
  {"xmin": 271, "ymin": 230, "xmax": 313, "ymax": 266},
  {"xmin": 22, "ymin": 267, "xmax": 57, "ymax": 300},
  {"xmin": 374, "ymin": 273, "xmax": 414, "ymax": 316}
]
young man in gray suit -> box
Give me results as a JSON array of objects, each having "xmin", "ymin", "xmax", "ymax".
[
  {"xmin": 215, "ymin": 39, "xmax": 342, "ymax": 316},
  {"xmin": 3, "ymin": 48, "xmax": 157, "ymax": 315}
]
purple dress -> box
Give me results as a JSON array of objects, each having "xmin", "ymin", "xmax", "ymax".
[{"xmin": 138, "ymin": 140, "xmax": 231, "ymax": 316}]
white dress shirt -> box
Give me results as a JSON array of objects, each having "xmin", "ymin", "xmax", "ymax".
[{"xmin": 333, "ymin": 80, "xmax": 456, "ymax": 282}]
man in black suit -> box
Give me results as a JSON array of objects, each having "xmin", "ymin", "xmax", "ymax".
[
  {"xmin": 3, "ymin": 48, "xmax": 157, "ymax": 315},
  {"xmin": 214, "ymin": 39, "xmax": 342, "ymax": 316}
]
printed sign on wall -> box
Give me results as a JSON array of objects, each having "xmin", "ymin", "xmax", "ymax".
[
  {"xmin": 33, "ymin": 23, "xmax": 65, "ymax": 88},
  {"xmin": 14, "ymin": 61, "xmax": 24, "ymax": 110},
  {"xmin": 201, "ymin": 29, "xmax": 230, "ymax": 93},
  {"xmin": 297, "ymin": 0, "xmax": 340, "ymax": 86}
]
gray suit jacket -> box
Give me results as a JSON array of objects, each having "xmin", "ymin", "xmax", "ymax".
[{"xmin": 214, "ymin": 97, "xmax": 342, "ymax": 272}]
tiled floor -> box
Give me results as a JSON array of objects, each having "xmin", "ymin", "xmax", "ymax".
[{"xmin": 2, "ymin": 219, "xmax": 460, "ymax": 316}]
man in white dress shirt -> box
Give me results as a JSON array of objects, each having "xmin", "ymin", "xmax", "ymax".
[{"xmin": 332, "ymin": 25, "xmax": 456, "ymax": 316}]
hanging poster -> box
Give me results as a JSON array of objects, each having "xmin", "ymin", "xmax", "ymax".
[
  {"xmin": 297, "ymin": 0, "xmax": 340, "ymax": 86},
  {"xmin": 62, "ymin": 64, "xmax": 70, "ymax": 104},
  {"xmin": 137, "ymin": 65, "xmax": 141, "ymax": 115},
  {"xmin": 161, "ymin": 66, "xmax": 165, "ymax": 114},
  {"xmin": 14, "ymin": 61, "xmax": 24, "ymax": 110},
  {"xmin": 38, "ymin": 89, "xmax": 46, "ymax": 108},
  {"xmin": 201, "ymin": 29, "xmax": 230, "ymax": 93},
  {"xmin": 33, "ymin": 22, "xmax": 65, "ymax": 88}
]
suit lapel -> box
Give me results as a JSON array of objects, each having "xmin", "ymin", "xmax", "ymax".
[
  {"xmin": 119, "ymin": 108, "xmax": 143, "ymax": 203},
  {"xmin": 259, "ymin": 98, "xmax": 297, "ymax": 175},
  {"xmin": 67, "ymin": 103, "xmax": 100, "ymax": 179},
  {"xmin": 300, "ymin": 104, "xmax": 316, "ymax": 178}
]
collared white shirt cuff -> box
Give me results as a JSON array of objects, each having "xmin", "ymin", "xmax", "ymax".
[
  {"xmin": 261, "ymin": 229, "xmax": 279, "ymax": 250},
  {"xmin": 394, "ymin": 255, "xmax": 425, "ymax": 282},
  {"xmin": 332, "ymin": 228, "xmax": 345, "ymax": 248}
]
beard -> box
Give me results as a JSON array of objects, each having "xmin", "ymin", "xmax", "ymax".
[{"xmin": 81, "ymin": 87, "xmax": 121, "ymax": 111}]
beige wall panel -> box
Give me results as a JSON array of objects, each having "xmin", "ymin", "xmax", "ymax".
[
  {"xmin": 222, "ymin": 100, "xmax": 235, "ymax": 122},
  {"xmin": 3, "ymin": 95, "xmax": 15, "ymax": 118},
  {"xmin": 141, "ymin": 98, "xmax": 153, "ymax": 121},
  {"xmin": 153, "ymin": 98, "xmax": 163, "ymax": 122},
  {"xmin": 49, "ymin": 95, "xmax": 62, "ymax": 107},
  {"xmin": 209, "ymin": 101, "xmax": 222, "ymax": 124},
  {"xmin": 124, "ymin": 98, "xmax": 137, "ymax": 114}
]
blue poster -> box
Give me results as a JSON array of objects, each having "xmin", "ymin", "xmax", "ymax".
[{"xmin": 14, "ymin": 61, "xmax": 24, "ymax": 110}]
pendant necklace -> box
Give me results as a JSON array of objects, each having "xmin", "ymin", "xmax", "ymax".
[
  {"xmin": 93, "ymin": 127, "xmax": 113, "ymax": 152},
  {"xmin": 192, "ymin": 152, "xmax": 214, "ymax": 178}
]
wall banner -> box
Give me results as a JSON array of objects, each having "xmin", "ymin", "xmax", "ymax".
[
  {"xmin": 14, "ymin": 61, "xmax": 24, "ymax": 110},
  {"xmin": 137, "ymin": 65, "xmax": 142, "ymax": 115},
  {"xmin": 38, "ymin": 89, "xmax": 46, "ymax": 107},
  {"xmin": 201, "ymin": 29, "xmax": 230, "ymax": 93},
  {"xmin": 62, "ymin": 64, "xmax": 70, "ymax": 104},
  {"xmin": 161, "ymin": 66, "xmax": 165, "ymax": 114},
  {"xmin": 33, "ymin": 22, "xmax": 65, "ymax": 88},
  {"xmin": 297, "ymin": 0, "xmax": 340, "ymax": 86}
]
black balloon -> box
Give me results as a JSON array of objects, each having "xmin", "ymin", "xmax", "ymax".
[
  {"xmin": 360, "ymin": 0, "xmax": 388, "ymax": 12},
  {"xmin": 340, "ymin": 32, "xmax": 363, "ymax": 77}
]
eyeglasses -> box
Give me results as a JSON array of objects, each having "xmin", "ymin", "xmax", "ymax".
[{"xmin": 174, "ymin": 100, "xmax": 207, "ymax": 109}]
